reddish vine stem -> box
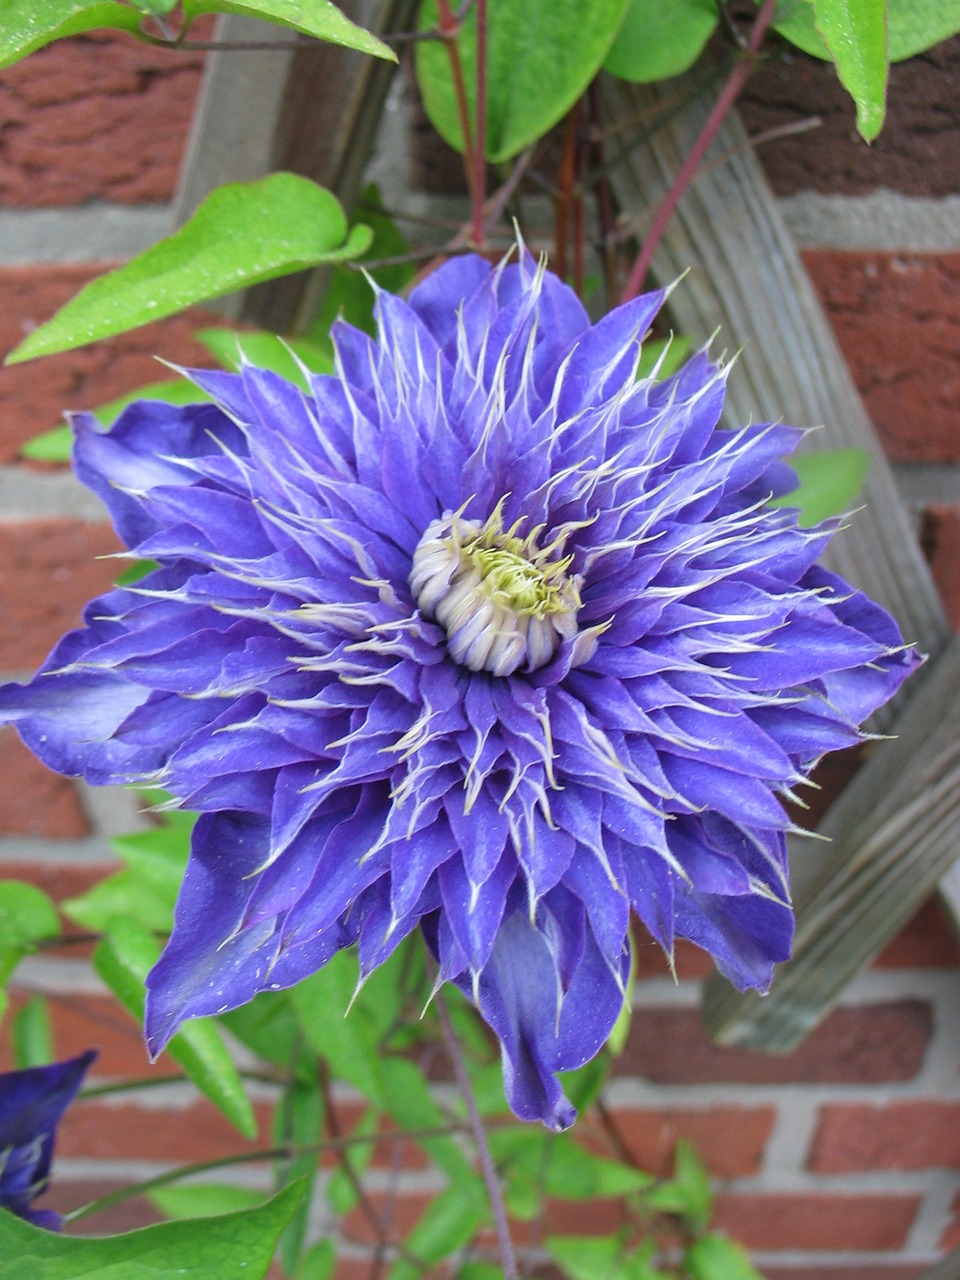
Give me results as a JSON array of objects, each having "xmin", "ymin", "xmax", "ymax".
[
  {"xmin": 587, "ymin": 79, "xmax": 621, "ymax": 306},
  {"xmin": 554, "ymin": 103, "xmax": 580, "ymax": 280},
  {"xmin": 572, "ymin": 116, "xmax": 587, "ymax": 299},
  {"xmin": 471, "ymin": 0, "xmax": 489, "ymax": 248},
  {"xmin": 435, "ymin": 990, "xmax": 518, "ymax": 1280},
  {"xmin": 437, "ymin": 0, "xmax": 477, "ymax": 208},
  {"xmin": 621, "ymin": 0, "xmax": 778, "ymax": 303}
]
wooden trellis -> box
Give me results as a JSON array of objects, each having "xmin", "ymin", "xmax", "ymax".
[
  {"xmin": 597, "ymin": 76, "xmax": 959, "ymax": 1049},
  {"xmin": 176, "ymin": 18, "xmax": 960, "ymax": 1052}
]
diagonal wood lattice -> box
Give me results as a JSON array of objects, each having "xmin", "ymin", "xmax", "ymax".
[
  {"xmin": 601, "ymin": 74, "xmax": 958, "ymax": 1051},
  {"xmin": 177, "ymin": 23, "xmax": 959, "ymax": 1052}
]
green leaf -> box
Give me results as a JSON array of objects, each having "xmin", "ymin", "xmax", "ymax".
[
  {"xmin": 325, "ymin": 1108, "xmax": 378, "ymax": 1215},
  {"xmin": 491, "ymin": 1129, "xmax": 652, "ymax": 1207},
  {"xmin": 768, "ymin": 447, "xmax": 869, "ymax": 526},
  {"xmin": 220, "ymin": 991, "xmax": 310, "ymax": 1073},
  {"xmin": 770, "ymin": 0, "xmax": 831, "ymax": 57},
  {"xmin": 887, "ymin": 0, "xmax": 960, "ymax": 60},
  {"xmin": 645, "ymin": 1139, "xmax": 713, "ymax": 1230},
  {"xmin": 146, "ymin": 1183, "xmax": 266, "ymax": 1220},
  {"xmin": 0, "ymin": 1180, "xmax": 304, "ymax": 1279},
  {"xmin": 290, "ymin": 949, "xmax": 405, "ymax": 1104},
  {"xmin": 273, "ymin": 1059, "xmax": 324, "ymax": 1273},
  {"xmin": 194, "ymin": 328, "xmax": 333, "ymax": 390},
  {"xmin": 811, "ymin": 0, "xmax": 888, "ymax": 140},
  {"xmin": 64, "ymin": 817, "xmax": 192, "ymax": 935},
  {"xmin": 0, "ymin": 1, "xmax": 143, "ymax": 70},
  {"xmin": 294, "ymin": 1241, "xmax": 336, "ymax": 1280},
  {"xmin": 604, "ymin": 0, "xmax": 719, "ymax": 83},
  {"xmin": 416, "ymin": 0, "xmax": 631, "ymax": 162},
  {"xmin": 129, "ymin": 0, "xmax": 178, "ymax": 14},
  {"xmin": 558, "ymin": 1054, "xmax": 610, "ymax": 1112},
  {"xmin": 684, "ymin": 1234, "xmax": 764, "ymax": 1280},
  {"xmin": 772, "ymin": 0, "xmax": 960, "ymax": 63},
  {"xmin": 457, "ymin": 1266, "xmax": 503, "ymax": 1280},
  {"xmin": 0, "ymin": 881, "xmax": 59, "ymax": 985},
  {"xmin": 13, "ymin": 995, "xmax": 54, "ymax": 1069},
  {"xmin": 636, "ymin": 334, "xmax": 692, "ymax": 381},
  {"xmin": 379, "ymin": 1056, "xmax": 473, "ymax": 1183},
  {"xmin": 92, "ymin": 919, "xmax": 256, "ymax": 1138},
  {"xmin": 182, "ymin": 0, "xmax": 395, "ymax": 59},
  {"xmin": 607, "ymin": 932, "xmax": 637, "ymax": 1057},
  {"xmin": 308, "ymin": 183, "xmax": 415, "ymax": 343},
  {"xmin": 547, "ymin": 1235, "xmax": 663, "ymax": 1280},
  {"xmin": 6, "ymin": 174, "xmax": 372, "ymax": 364},
  {"xmin": 388, "ymin": 1183, "xmax": 488, "ymax": 1280}
]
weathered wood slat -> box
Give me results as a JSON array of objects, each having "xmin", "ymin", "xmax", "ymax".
[
  {"xmin": 174, "ymin": 1, "xmax": 416, "ymax": 330},
  {"xmin": 599, "ymin": 74, "xmax": 957, "ymax": 1048},
  {"xmin": 703, "ymin": 631, "xmax": 960, "ymax": 1049},
  {"xmin": 239, "ymin": 0, "xmax": 417, "ymax": 332},
  {"xmin": 599, "ymin": 75, "xmax": 949, "ymax": 669}
]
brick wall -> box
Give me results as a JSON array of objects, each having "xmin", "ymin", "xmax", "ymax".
[{"xmin": 1, "ymin": 26, "xmax": 958, "ymax": 1279}]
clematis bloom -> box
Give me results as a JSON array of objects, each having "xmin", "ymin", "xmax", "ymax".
[
  {"xmin": 0, "ymin": 256, "xmax": 918, "ymax": 1128},
  {"xmin": 0, "ymin": 1050, "xmax": 96, "ymax": 1228}
]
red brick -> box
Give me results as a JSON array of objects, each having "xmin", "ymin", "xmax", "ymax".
[
  {"xmin": 613, "ymin": 1002, "xmax": 932, "ymax": 1085},
  {"xmin": 584, "ymin": 1105, "xmax": 774, "ymax": 1178},
  {"xmin": 0, "ymin": 32, "xmax": 203, "ymax": 206},
  {"xmin": 710, "ymin": 1192, "xmax": 920, "ymax": 1251},
  {"xmin": 58, "ymin": 1096, "xmax": 271, "ymax": 1163},
  {"xmin": 922, "ymin": 505, "xmax": 960, "ymax": 633},
  {"xmin": 810, "ymin": 1101, "xmax": 960, "ymax": 1172},
  {"xmin": 632, "ymin": 929, "xmax": 714, "ymax": 980},
  {"xmin": 0, "ymin": 265, "xmax": 223, "ymax": 462},
  {"xmin": 741, "ymin": 35, "xmax": 960, "ymax": 198},
  {"xmin": 1, "ymin": 992, "xmax": 156, "ymax": 1078},
  {"xmin": 0, "ymin": 519, "xmax": 122, "ymax": 668},
  {"xmin": 875, "ymin": 897, "xmax": 960, "ymax": 970},
  {"xmin": 323, "ymin": 1099, "xmax": 430, "ymax": 1171},
  {"xmin": 0, "ymin": 729, "xmax": 90, "ymax": 837},
  {"xmin": 802, "ymin": 251, "xmax": 960, "ymax": 464}
]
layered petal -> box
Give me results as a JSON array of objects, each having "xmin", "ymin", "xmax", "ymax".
[{"xmin": 0, "ymin": 251, "xmax": 920, "ymax": 1129}]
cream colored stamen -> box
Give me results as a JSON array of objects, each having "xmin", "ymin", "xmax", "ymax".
[{"xmin": 410, "ymin": 505, "xmax": 581, "ymax": 677}]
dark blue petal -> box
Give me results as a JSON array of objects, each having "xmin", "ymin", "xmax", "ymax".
[{"xmin": 0, "ymin": 1050, "xmax": 96, "ymax": 1228}]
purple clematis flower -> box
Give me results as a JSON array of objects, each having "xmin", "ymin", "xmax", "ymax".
[
  {"xmin": 0, "ymin": 1050, "xmax": 96, "ymax": 1228},
  {"xmin": 0, "ymin": 255, "xmax": 918, "ymax": 1128}
]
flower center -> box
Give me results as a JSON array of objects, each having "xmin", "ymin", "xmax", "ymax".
[{"xmin": 409, "ymin": 503, "xmax": 581, "ymax": 677}]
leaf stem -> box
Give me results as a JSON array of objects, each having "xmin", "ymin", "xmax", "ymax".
[
  {"xmin": 620, "ymin": 0, "xmax": 778, "ymax": 303},
  {"xmin": 435, "ymin": 990, "xmax": 518, "ymax": 1280},
  {"xmin": 61, "ymin": 1118, "xmax": 511, "ymax": 1225}
]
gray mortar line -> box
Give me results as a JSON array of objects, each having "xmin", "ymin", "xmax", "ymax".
[
  {"xmin": 13, "ymin": 954, "xmax": 108, "ymax": 996},
  {"xmin": 756, "ymin": 1092, "xmax": 820, "ymax": 1178},
  {"xmin": 0, "ymin": 205, "xmax": 172, "ymax": 266},
  {"xmin": 0, "ymin": 192, "xmax": 957, "ymax": 268},
  {"xmin": 0, "ymin": 466, "xmax": 107, "ymax": 521},
  {"xmin": 909, "ymin": 1173, "xmax": 960, "ymax": 1254},
  {"xmin": 751, "ymin": 1249, "xmax": 943, "ymax": 1269},
  {"xmin": 780, "ymin": 191, "xmax": 960, "ymax": 252},
  {"xmin": 719, "ymin": 1169, "xmax": 958, "ymax": 1195},
  {"xmin": 0, "ymin": 834, "xmax": 120, "ymax": 865}
]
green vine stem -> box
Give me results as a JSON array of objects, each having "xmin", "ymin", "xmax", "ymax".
[{"xmin": 435, "ymin": 989, "xmax": 519, "ymax": 1280}]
